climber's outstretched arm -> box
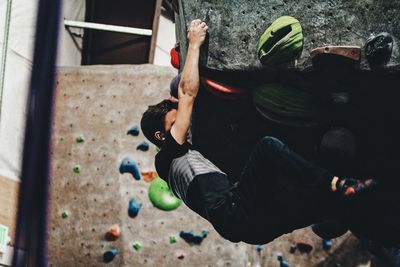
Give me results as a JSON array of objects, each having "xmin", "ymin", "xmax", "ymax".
[{"xmin": 171, "ymin": 19, "xmax": 208, "ymax": 144}]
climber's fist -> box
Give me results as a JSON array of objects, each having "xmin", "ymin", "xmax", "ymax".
[{"xmin": 187, "ymin": 19, "xmax": 208, "ymax": 48}]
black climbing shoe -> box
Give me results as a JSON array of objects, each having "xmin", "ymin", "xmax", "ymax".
[{"xmin": 336, "ymin": 178, "xmax": 377, "ymax": 197}]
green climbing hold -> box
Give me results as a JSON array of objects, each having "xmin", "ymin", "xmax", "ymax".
[
  {"xmin": 253, "ymin": 83, "xmax": 321, "ymax": 127},
  {"xmin": 169, "ymin": 235, "xmax": 177, "ymax": 244},
  {"xmin": 148, "ymin": 177, "xmax": 182, "ymax": 211},
  {"xmin": 73, "ymin": 165, "xmax": 81, "ymax": 173},
  {"xmin": 132, "ymin": 241, "xmax": 142, "ymax": 251},
  {"xmin": 75, "ymin": 134, "xmax": 85, "ymax": 143},
  {"xmin": 61, "ymin": 211, "xmax": 69, "ymax": 219},
  {"xmin": 257, "ymin": 16, "xmax": 303, "ymax": 66}
]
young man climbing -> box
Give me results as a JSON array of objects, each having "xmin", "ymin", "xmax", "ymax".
[{"xmin": 140, "ymin": 19, "xmax": 376, "ymax": 244}]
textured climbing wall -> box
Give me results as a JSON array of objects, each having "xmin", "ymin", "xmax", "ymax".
[
  {"xmin": 176, "ymin": 0, "xmax": 400, "ymax": 71},
  {"xmin": 48, "ymin": 64, "xmax": 381, "ymax": 267},
  {"xmin": 48, "ymin": 64, "xmax": 251, "ymax": 267}
]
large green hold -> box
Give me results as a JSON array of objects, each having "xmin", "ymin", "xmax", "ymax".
[
  {"xmin": 257, "ymin": 16, "xmax": 303, "ymax": 66},
  {"xmin": 148, "ymin": 177, "xmax": 182, "ymax": 211},
  {"xmin": 253, "ymin": 83, "xmax": 320, "ymax": 127}
]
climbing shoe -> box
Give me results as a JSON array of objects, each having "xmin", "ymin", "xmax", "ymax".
[{"xmin": 336, "ymin": 177, "xmax": 377, "ymax": 197}]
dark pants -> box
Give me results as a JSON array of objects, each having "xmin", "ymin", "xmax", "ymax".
[{"xmin": 187, "ymin": 136, "xmax": 341, "ymax": 244}]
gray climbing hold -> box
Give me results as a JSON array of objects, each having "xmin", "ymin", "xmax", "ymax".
[
  {"xmin": 127, "ymin": 126, "xmax": 140, "ymax": 136},
  {"xmin": 136, "ymin": 141, "xmax": 150, "ymax": 151},
  {"xmin": 119, "ymin": 157, "xmax": 141, "ymax": 180},
  {"xmin": 128, "ymin": 197, "xmax": 142, "ymax": 218}
]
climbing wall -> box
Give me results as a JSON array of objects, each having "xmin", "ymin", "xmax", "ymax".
[
  {"xmin": 48, "ymin": 64, "xmax": 251, "ymax": 266},
  {"xmin": 176, "ymin": 0, "xmax": 400, "ymax": 71},
  {"xmin": 48, "ymin": 64, "xmax": 381, "ymax": 267}
]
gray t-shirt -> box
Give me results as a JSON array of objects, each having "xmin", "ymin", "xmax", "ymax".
[{"xmin": 155, "ymin": 131, "xmax": 225, "ymax": 202}]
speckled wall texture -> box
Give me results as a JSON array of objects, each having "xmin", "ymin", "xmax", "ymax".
[{"xmin": 176, "ymin": 0, "xmax": 400, "ymax": 71}]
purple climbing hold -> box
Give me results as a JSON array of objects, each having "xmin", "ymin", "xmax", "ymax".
[
  {"xmin": 323, "ymin": 239, "xmax": 333, "ymax": 250},
  {"xmin": 170, "ymin": 74, "xmax": 181, "ymax": 98},
  {"xmin": 119, "ymin": 157, "xmax": 141, "ymax": 180},
  {"xmin": 127, "ymin": 126, "xmax": 140, "ymax": 136},
  {"xmin": 103, "ymin": 248, "xmax": 118, "ymax": 263},
  {"xmin": 136, "ymin": 141, "xmax": 150, "ymax": 151},
  {"xmin": 179, "ymin": 230, "xmax": 208, "ymax": 245},
  {"xmin": 128, "ymin": 197, "xmax": 142, "ymax": 218}
]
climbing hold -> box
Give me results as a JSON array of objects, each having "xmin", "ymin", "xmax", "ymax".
[
  {"xmin": 179, "ymin": 230, "xmax": 208, "ymax": 245},
  {"xmin": 365, "ymin": 32, "xmax": 393, "ymax": 67},
  {"xmin": 136, "ymin": 141, "xmax": 150, "ymax": 151},
  {"xmin": 169, "ymin": 235, "xmax": 177, "ymax": 244},
  {"xmin": 201, "ymin": 77, "xmax": 249, "ymax": 100},
  {"xmin": 141, "ymin": 171, "xmax": 158, "ymax": 183},
  {"xmin": 296, "ymin": 241, "xmax": 313, "ymax": 253},
  {"xmin": 170, "ymin": 74, "xmax": 181, "ymax": 98},
  {"xmin": 277, "ymin": 253, "xmax": 291, "ymax": 267},
  {"xmin": 177, "ymin": 253, "xmax": 185, "ymax": 260},
  {"xmin": 75, "ymin": 134, "xmax": 85, "ymax": 143},
  {"xmin": 61, "ymin": 211, "xmax": 69, "ymax": 219},
  {"xmin": 310, "ymin": 46, "xmax": 361, "ymax": 69},
  {"xmin": 105, "ymin": 224, "xmax": 120, "ymax": 241},
  {"xmin": 72, "ymin": 165, "xmax": 81, "ymax": 174},
  {"xmin": 132, "ymin": 241, "xmax": 142, "ymax": 251},
  {"xmin": 170, "ymin": 45, "xmax": 180, "ymax": 69},
  {"xmin": 148, "ymin": 177, "xmax": 182, "ymax": 211},
  {"xmin": 289, "ymin": 243, "xmax": 297, "ymax": 253},
  {"xmin": 256, "ymin": 244, "xmax": 264, "ymax": 252},
  {"xmin": 119, "ymin": 157, "xmax": 141, "ymax": 180},
  {"xmin": 323, "ymin": 239, "xmax": 333, "ymax": 250},
  {"xmin": 253, "ymin": 83, "xmax": 320, "ymax": 127},
  {"xmin": 128, "ymin": 198, "xmax": 142, "ymax": 218},
  {"xmin": 258, "ymin": 16, "xmax": 303, "ymax": 66},
  {"xmin": 103, "ymin": 248, "xmax": 118, "ymax": 263},
  {"xmin": 127, "ymin": 126, "xmax": 140, "ymax": 136}
]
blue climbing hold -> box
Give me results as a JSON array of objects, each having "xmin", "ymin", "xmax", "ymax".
[
  {"xmin": 127, "ymin": 126, "xmax": 140, "ymax": 136},
  {"xmin": 136, "ymin": 141, "xmax": 150, "ymax": 151},
  {"xmin": 289, "ymin": 243, "xmax": 297, "ymax": 253},
  {"xmin": 119, "ymin": 157, "xmax": 141, "ymax": 180},
  {"xmin": 179, "ymin": 230, "xmax": 208, "ymax": 245},
  {"xmin": 256, "ymin": 244, "xmax": 264, "ymax": 252},
  {"xmin": 323, "ymin": 239, "xmax": 333, "ymax": 250},
  {"xmin": 128, "ymin": 197, "xmax": 142, "ymax": 218},
  {"xmin": 277, "ymin": 254, "xmax": 291, "ymax": 267},
  {"xmin": 103, "ymin": 248, "xmax": 118, "ymax": 263}
]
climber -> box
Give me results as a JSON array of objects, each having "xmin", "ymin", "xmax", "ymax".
[{"xmin": 140, "ymin": 19, "xmax": 376, "ymax": 244}]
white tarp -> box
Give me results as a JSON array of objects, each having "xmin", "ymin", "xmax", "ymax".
[{"xmin": 0, "ymin": 0, "xmax": 84, "ymax": 181}]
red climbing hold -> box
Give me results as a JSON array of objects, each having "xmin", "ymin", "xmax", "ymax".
[
  {"xmin": 170, "ymin": 45, "xmax": 180, "ymax": 69},
  {"xmin": 201, "ymin": 77, "xmax": 249, "ymax": 100},
  {"xmin": 296, "ymin": 241, "xmax": 313, "ymax": 253},
  {"xmin": 177, "ymin": 253, "xmax": 185, "ymax": 260},
  {"xmin": 105, "ymin": 224, "xmax": 121, "ymax": 241},
  {"xmin": 345, "ymin": 187, "xmax": 356, "ymax": 196}
]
